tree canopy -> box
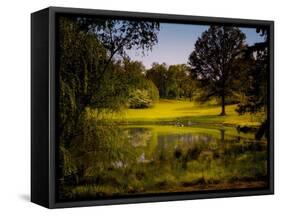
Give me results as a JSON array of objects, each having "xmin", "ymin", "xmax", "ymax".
[
  {"xmin": 236, "ymin": 28, "xmax": 269, "ymax": 139},
  {"xmin": 58, "ymin": 16, "xmax": 160, "ymax": 146},
  {"xmin": 146, "ymin": 63, "xmax": 194, "ymax": 99},
  {"xmin": 189, "ymin": 26, "xmax": 247, "ymax": 115}
]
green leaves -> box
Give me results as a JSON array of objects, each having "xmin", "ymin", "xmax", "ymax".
[
  {"xmin": 128, "ymin": 89, "xmax": 153, "ymax": 109},
  {"xmin": 85, "ymin": 19, "xmax": 160, "ymax": 58},
  {"xmin": 146, "ymin": 63, "xmax": 195, "ymax": 99},
  {"xmin": 58, "ymin": 16, "xmax": 160, "ymax": 184},
  {"xmin": 189, "ymin": 26, "xmax": 247, "ymax": 114}
]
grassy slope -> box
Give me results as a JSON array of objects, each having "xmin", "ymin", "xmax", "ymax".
[{"xmin": 114, "ymin": 99, "xmax": 264, "ymax": 127}]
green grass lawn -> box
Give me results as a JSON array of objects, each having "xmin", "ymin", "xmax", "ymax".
[{"xmin": 113, "ymin": 99, "xmax": 264, "ymax": 127}]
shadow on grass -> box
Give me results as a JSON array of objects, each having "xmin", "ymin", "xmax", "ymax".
[{"xmin": 175, "ymin": 115, "xmax": 228, "ymax": 125}]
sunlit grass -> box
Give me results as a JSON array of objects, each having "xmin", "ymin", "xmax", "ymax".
[{"xmin": 111, "ymin": 99, "xmax": 264, "ymax": 127}]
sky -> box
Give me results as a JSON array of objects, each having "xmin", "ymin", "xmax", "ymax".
[{"xmin": 127, "ymin": 23, "xmax": 266, "ymax": 69}]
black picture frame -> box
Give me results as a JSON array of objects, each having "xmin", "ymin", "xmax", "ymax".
[{"xmin": 31, "ymin": 6, "xmax": 274, "ymax": 209}]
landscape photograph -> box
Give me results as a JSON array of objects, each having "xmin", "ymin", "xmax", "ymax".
[{"xmin": 56, "ymin": 14, "xmax": 269, "ymax": 201}]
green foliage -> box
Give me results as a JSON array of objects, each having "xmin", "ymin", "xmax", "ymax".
[
  {"xmin": 122, "ymin": 59, "xmax": 159, "ymax": 107},
  {"xmin": 128, "ymin": 89, "xmax": 153, "ymax": 108},
  {"xmin": 58, "ymin": 17, "xmax": 108, "ymax": 146},
  {"xmin": 59, "ymin": 113, "xmax": 136, "ymax": 184},
  {"xmin": 123, "ymin": 58, "xmax": 146, "ymax": 76},
  {"xmin": 82, "ymin": 19, "xmax": 160, "ymax": 58},
  {"xmin": 58, "ymin": 16, "xmax": 160, "ymax": 194},
  {"xmin": 129, "ymin": 78, "xmax": 159, "ymax": 104},
  {"xmin": 146, "ymin": 63, "xmax": 168, "ymax": 97},
  {"xmin": 60, "ymin": 125, "xmax": 267, "ymax": 200},
  {"xmin": 146, "ymin": 63, "xmax": 194, "ymax": 99},
  {"xmin": 235, "ymin": 30, "xmax": 269, "ymax": 139},
  {"xmin": 58, "ymin": 16, "xmax": 160, "ymax": 144},
  {"xmin": 189, "ymin": 26, "xmax": 247, "ymax": 115},
  {"xmin": 236, "ymin": 43, "xmax": 268, "ymax": 114},
  {"xmin": 57, "ymin": 16, "xmax": 269, "ymax": 201},
  {"xmin": 165, "ymin": 65, "xmax": 183, "ymax": 98},
  {"xmin": 144, "ymin": 79, "xmax": 160, "ymax": 102},
  {"xmin": 167, "ymin": 64, "xmax": 196, "ymax": 99},
  {"xmin": 60, "ymin": 145, "xmax": 77, "ymax": 177}
]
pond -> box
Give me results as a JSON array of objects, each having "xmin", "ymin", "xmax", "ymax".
[{"xmin": 60, "ymin": 124, "xmax": 268, "ymax": 200}]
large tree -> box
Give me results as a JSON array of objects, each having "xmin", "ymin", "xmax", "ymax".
[
  {"xmin": 58, "ymin": 16, "xmax": 160, "ymax": 146},
  {"xmin": 189, "ymin": 26, "xmax": 246, "ymax": 115},
  {"xmin": 58, "ymin": 16, "xmax": 160, "ymax": 184},
  {"xmin": 80, "ymin": 18, "xmax": 160, "ymax": 74},
  {"xmin": 146, "ymin": 63, "xmax": 168, "ymax": 98},
  {"xmin": 167, "ymin": 64, "xmax": 193, "ymax": 99}
]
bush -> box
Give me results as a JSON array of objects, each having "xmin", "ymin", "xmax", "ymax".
[
  {"xmin": 144, "ymin": 80, "xmax": 159, "ymax": 101},
  {"xmin": 128, "ymin": 79, "xmax": 159, "ymax": 109},
  {"xmin": 128, "ymin": 89, "xmax": 153, "ymax": 108}
]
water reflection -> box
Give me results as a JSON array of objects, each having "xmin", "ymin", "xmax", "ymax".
[{"xmin": 59, "ymin": 125, "xmax": 268, "ymax": 200}]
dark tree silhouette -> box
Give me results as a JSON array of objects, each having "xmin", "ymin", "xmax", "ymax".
[
  {"xmin": 236, "ymin": 28, "xmax": 269, "ymax": 139},
  {"xmin": 78, "ymin": 18, "xmax": 160, "ymax": 75},
  {"xmin": 189, "ymin": 26, "xmax": 246, "ymax": 115}
]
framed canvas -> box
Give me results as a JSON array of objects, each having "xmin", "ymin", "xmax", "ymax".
[{"xmin": 31, "ymin": 6, "xmax": 274, "ymax": 208}]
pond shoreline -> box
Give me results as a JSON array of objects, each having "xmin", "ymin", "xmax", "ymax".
[{"xmin": 115, "ymin": 119, "xmax": 260, "ymax": 132}]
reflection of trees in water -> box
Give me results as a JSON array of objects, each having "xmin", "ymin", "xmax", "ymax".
[
  {"xmin": 220, "ymin": 129, "xmax": 225, "ymax": 144},
  {"xmin": 59, "ymin": 122, "xmax": 136, "ymax": 194},
  {"xmin": 126, "ymin": 128, "xmax": 152, "ymax": 147},
  {"xmin": 60, "ymin": 126, "xmax": 267, "ymax": 200}
]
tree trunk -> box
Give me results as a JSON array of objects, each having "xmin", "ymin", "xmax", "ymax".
[{"xmin": 220, "ymin": 93, "xmax": 226, "ymax": 116}]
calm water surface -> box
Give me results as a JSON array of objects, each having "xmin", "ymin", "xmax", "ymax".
[{"xmin": 60, "ymin": 124, "xmax": 268, "ymax": 200}]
